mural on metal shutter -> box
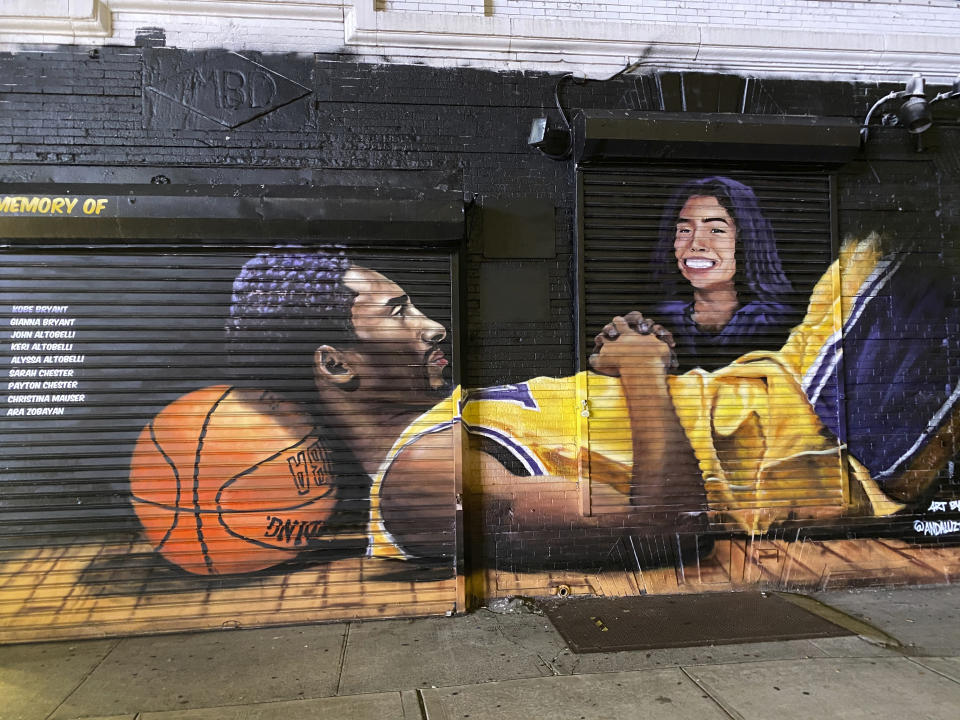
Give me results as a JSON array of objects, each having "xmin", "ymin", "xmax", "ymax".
[
  {"xmin": 575, "ymin": 170, "xmax": 960, "ymax": 593},
  {"xmin": 3, "ymin": 174, "xmax": 960, "ymax": 643},
  {"xmin": 0, "ymin": 244, "xmax": 460, "ymax": 642}
]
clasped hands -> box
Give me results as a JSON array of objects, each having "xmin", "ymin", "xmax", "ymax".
[{"xmin": 588, "ymin": 311, "xmax": 678, "ymax": 377}]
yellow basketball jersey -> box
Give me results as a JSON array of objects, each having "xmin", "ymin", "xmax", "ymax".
[
  {"xmin": 667, "ymin": 235, "xmax": 904, "ymax": 533},
  {"xmin": 368, "ymin": 374, "xmax": 631, "ymax": 559},
  {"xmin": 367, "ymin": 387, "xmax": 461, "ymax": 561}
]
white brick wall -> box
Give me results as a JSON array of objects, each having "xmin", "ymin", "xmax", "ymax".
[
  {"xmin": 384, "ymin": 0, "xmax": 960, "ymax": 35},
  {"xmin": 1, "ymin": 0, "xmax": 959, "ymax": 80},
  {"xmin": 110, "ymin": 12, "xmax": 345, "ymax": 53}
]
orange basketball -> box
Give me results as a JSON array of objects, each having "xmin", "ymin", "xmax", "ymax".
[{"xmin": 130, "ymin": 385, "xmax": 337, "ymax": 575}]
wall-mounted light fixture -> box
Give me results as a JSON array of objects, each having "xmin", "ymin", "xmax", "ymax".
[
  {"xmin": 529, "ymin": 63, "xmax": 645, "ymax": 161},
  {"xmin": 528, "ymin": 116, "xmax": 572, "ymax": 158},
  {"xmin": 528, "ymin": 72, "xmax": 576, "ymax": 160},
  {"xmin": 860, "ymin": 74, "xmax": 933, "ymax": 145}
]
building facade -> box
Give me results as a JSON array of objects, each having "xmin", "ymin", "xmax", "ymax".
[{"xmin": 2, "ymin": 1, "xmax": 960, "ymax": 642}]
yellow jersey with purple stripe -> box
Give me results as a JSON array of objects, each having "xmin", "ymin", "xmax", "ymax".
[
  {"xmin": 367, "ymin": 387, "xmax": 461, "ymax": 560},
  {"xmin": 368, "ymin": 374, "xmax": 629, "ymax": 559},
  {"xmin": 667, "ymin": 236, "xmax": 905, "ymax": 533}
]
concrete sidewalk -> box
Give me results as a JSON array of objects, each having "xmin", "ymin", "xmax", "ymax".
[{"xmin": 3, "ymin": 585, "xmax": 960, "ymax": 720}]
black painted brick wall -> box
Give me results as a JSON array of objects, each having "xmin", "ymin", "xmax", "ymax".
[
  {"xmin": 5, "ymin": 48, "xmax": 955, "ymax": 386},
  {"xmin": 0, "ymin": 46, "xmax": 601, "ymax": 386}
]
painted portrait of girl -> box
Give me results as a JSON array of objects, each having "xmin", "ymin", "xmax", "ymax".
[{"xmin": 649, "ymin": 176, "xmax": 802, "ymax": 372}]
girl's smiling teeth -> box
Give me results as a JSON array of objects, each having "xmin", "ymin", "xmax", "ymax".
[{"xmin": 683, "ymin": 257, "xmax": 717, "ymax": 269}]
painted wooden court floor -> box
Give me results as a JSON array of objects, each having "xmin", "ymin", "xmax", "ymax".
[{"xmin": 2, "ymin": 534, "xmax": 960, "ymax": 644}]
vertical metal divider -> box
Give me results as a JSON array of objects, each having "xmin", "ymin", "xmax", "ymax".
[
  {"xmin": 575, "ymin": 167, "xmax": 592, "ymax": 516},
  {"xmin": 450, "ymin": 238, "xmax": 470, "ymax": 611}
]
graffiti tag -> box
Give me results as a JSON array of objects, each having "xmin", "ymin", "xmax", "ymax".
[
  {"xmin": 914, "ymin": 519, "xmax": 960, "ymax": 537},
  {"xmin": 926, "ymin": 500, "xmax": 960, "ymax": 512}
]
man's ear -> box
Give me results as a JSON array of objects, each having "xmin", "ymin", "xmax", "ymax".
[{"xmin": 314, "ymin": 345, "xmax": 357, "ymax": 387}]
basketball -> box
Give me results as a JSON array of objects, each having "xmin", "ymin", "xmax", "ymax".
[{"xmin": 130, "ymin": 385, "xmax": 337, "ymax": 575}]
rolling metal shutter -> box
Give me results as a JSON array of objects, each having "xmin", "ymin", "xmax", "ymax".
[
  {"xmin": 0, "ymin": 190, "xmax": 463, "ymax": 642},
  {"xmin": 579, "ymin": 165, "xmax": 838, "ymax": 524}
]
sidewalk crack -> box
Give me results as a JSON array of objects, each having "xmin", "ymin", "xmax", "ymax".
[
  {"xmin": 489, "ymin": 610, "xmax": 562, "ymax": 676},
  {"xmin": 415, "ymin": 688, "xmax": 430, "ymax": 720},
  {"xmin": 536, "ymin": 651, "xmax": 562, "ymax": 676},
  {"xmin": 44, "ymin": 637, "xmax": 123, "ymax": 720},
  {"xmin": 906, "ymin": 656, "xmax": 960, "ymax": 686},
  {"xmin": 679, "ymin": 665, "xmax": 742, "ymax": 720},
  {"xmin": 335, "ymin": 623, "xmax": 351, "ymax": 696}
]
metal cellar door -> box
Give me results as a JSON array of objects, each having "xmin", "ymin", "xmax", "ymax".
[
  {"xmin": 0, "ymin": 246, "xmax": 459, "ymax": 642},
  {"xmin": 578, "ymin": 166, "xmax": 843, "ymax": 583}
]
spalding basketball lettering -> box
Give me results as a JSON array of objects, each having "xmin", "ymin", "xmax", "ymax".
[
  {"xmin": 287, "ymin": 439, "xmax": 331, "ymax": 495},
  {"xmin": 264, "ymin": 515, "xmax": 326, "ymax": 545}
]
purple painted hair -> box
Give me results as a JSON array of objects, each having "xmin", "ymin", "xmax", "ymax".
[
  {"xmin": 226, "ymin": 246, "xmax": 357, "ymax": 391},
  {"xmin": 651, "ymin": 176, "xmax": 793, "ymax": 302}
]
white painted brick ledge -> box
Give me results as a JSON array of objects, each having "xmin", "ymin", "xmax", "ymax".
[{"xmin": 1, "ymin": 0, "xmax": 959, "ymax": 82}]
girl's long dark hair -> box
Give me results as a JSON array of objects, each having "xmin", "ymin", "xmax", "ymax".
[{"xmin": 650, "ymin": 176, "xmax": 793, "ymax": 303}]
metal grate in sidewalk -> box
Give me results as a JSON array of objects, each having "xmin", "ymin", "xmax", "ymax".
[{"xmin": 541, "ymin": 591, "xmax": 854, "ymax": 653}]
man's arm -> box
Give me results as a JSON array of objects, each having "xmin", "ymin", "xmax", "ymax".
[{"xmin": 589, "ymin": 314, "xmax": 707, "ymax": 531}]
